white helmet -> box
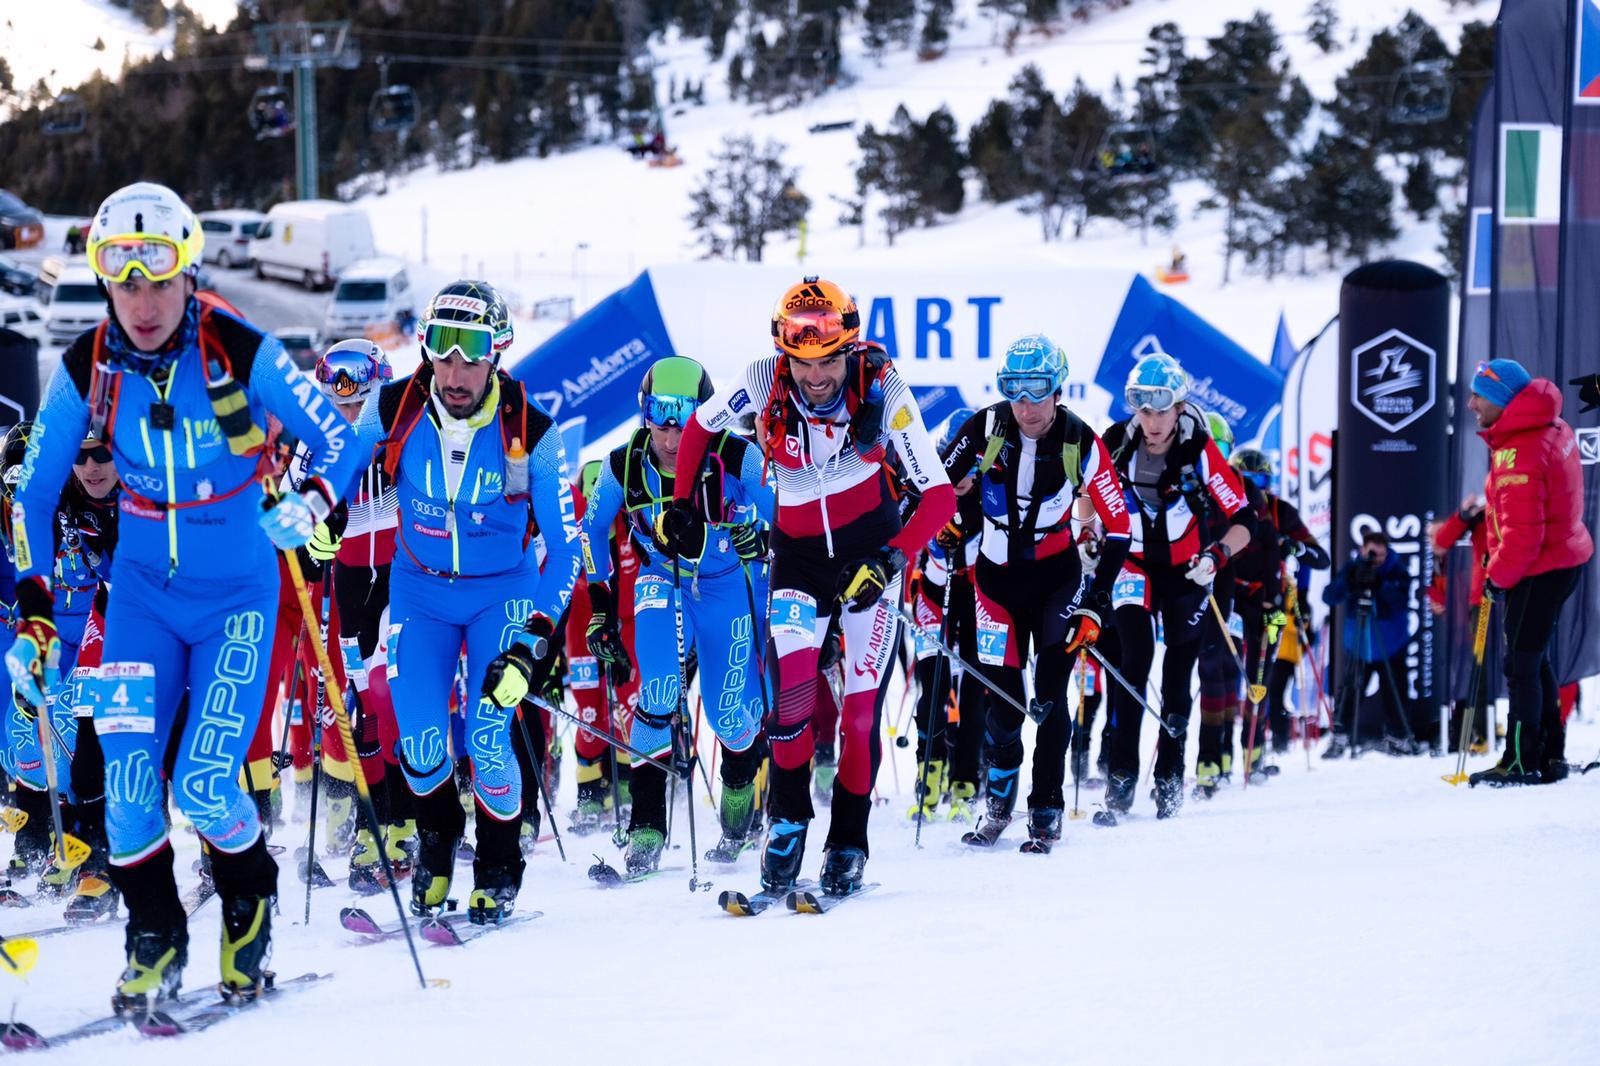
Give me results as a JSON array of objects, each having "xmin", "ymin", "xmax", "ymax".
[{"xmin": 86, "ymin": 182, "xmax": 204, "ymax": 283}]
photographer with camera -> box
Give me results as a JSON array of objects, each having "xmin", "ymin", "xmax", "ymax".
[{"xmin": 1321, "ymin": 530, "xmax": 1414, "ymax": 758}]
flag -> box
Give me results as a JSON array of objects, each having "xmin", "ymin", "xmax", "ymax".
[{"xmin": 1268, "ymin": 312, "xmax": 1296, "ymax": 374}]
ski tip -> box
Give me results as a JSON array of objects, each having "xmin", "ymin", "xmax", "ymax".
[
  {"xmin": 717, "ymin": 890, "xmax": 755, "ymax": 916},
  {"xmin": 0, "ymin": 1022, "xmax": 44, "ymax": 1050},
  {"xmin": 785, "ymin": 891, "xmax": 821, "ymax": 914},
  {"xmin": 419, "ymin": 919, "xmax": 465, "ymax": 946},
  {"xmin": 587, "ymin": 861, "xmax": 624, "ymax": 887}
]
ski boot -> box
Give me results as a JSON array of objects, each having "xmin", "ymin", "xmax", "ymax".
[
  {"xmin": 409, "ymin": 830, "xmax": 461, "ymax": 917},
  {"xmin": 705, "ymin": 782, "xmax": 758, "ymax": 863},
  {"xmin": 812, "ymin": 744, "xmax": 837, "ymax": 806},
  {"xmin": 112, "ymin": 930, "xmax": 186, "ymax": 1014},
  {"xmin": 946, "ymin": 780, "xmax": 978, "ymax": 823},
  {"xmin": 1020, "ymin": 808, "xmax": 1063, "ymax": 854},
  {"xmin": 1152, "ymin": 774, "xmax": 1184, "ymax": 819},
  {"xmin": 1468, "ymin": 757, "xmax": 1542, "ymax": 789},
  {"xmin": 291, "ymin": 772, "xmax": 313, "ymax": 823},
  {"xmin": 1321, "ymin": 734, "xmax": 1350, "ymax": 760},
  {"xmin": 760, "ymin": 819, "xmax": 809, "ymax": 894},
  {"xmin": 63, "ymin": 866, "xmax": 119, "ymax": 924},
  {"xmin": 818, "ymin": 846, "xmax": 866, "ymax": 897},
  {"xmin": 347, "ymin": 829, "xmax": 388, "ymax": 896},
  {"xmin": 962, "ymin": 768, "xmax": 1017, "ymax": 847},
  {"xmin": 384, "ymin": 819, "xmax": 418, "ymax": 876},
  {"xmin": 906, "ymin": 758, "xmax": 946, "ymax": 821},
  {"xmin": 519, "ymin": 803, "xmax": 541, "ymax": 857},
  {"xmin": 322, "ymin": 776, "xmax": 356, "ymax": 856},
  {"xmin": 467, "ymin": 859, "xmax": 525, "ymax": 925},
  {"xmin": 571, "ymin": 773, "xmax": 611, "ymax": 835},
  {"xmin": 1217, "ymin": 752, "xmax": 1234, "ymax": 787},
  {"xmin": 623, "ymin": 828, "xmax": 666, "ymax": 879},
  {"xmin": 1194, "ymin": 761, "xmax": 1221, "ymax": 800},
  {"xmin": 219, "ymin": 896, "xmax": 273, "ymax": 1003},
  {"xmin": 1094, "ymin": 771, "xmax": 1136, "ymax": 827},
  {"xmin": 37, "ymin": 841, "xmax": 82, "ymax": 899}
]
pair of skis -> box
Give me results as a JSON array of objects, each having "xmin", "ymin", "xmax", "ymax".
[
  {"xmin": 1, "ymin": 972, "xmax": 329, "ymax": 1050},
  {"xmin": 717, "ymin": 879, "xmax": 880, "ymax": 916},
  {"xmin": 339, "ymin": 905, "xmax": 541, "ymax": 946}
]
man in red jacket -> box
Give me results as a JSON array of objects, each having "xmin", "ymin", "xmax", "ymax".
[{"xmin": 1465, "ymin": 360, "xmax": 1594, "ymax": 787}]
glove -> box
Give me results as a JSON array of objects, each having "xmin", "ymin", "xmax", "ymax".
[
  {"xmin": 3, "ymin": 579, "xmax": 58, "ymax": 712},
  {"xmin": 1277, "ymin": 534, "xmax": 1304, "ymax": 560},
  {"xmin": 1076, "ymin": 526, "xmax": 1102, "ymax": 562},
  {"xmin": 836, "ymin": 547, "xmax": 906, "ymax": 613},
  {"xmin": 1062, "ymin": 607, "xmax": 1101, "ymax": 654},
  {"xmin": 307, "ymin": 522, "xmax": 342, "ymax": 562},
  {"xmin": 584, "ymin": 582, "xmax": 633, "ymax": 685},
  {"xmin": 1572, "ymin": 372, "xmax": 1600, "ymax": 414},
  {"xmin": 260, "ymin": 482, "xmax": 333, "ymax": 551},
  {"xmin": 653, "ymin": 499, "xmax": 706, "ymax": 561},
  {"xmin": 481, "ymin": 614, "xmax": 558, "ymax": 709},
  {"xmin": 1185, "ymin": 545, "xmax": 1226, "ymax": 586},
  {"xmin": 728, "ymin": 523, "xmax": 768, "ymax": 563},
  {"xmin": 306, "ymin": 501, "xmax": 348, "ymax": 562},
  {"xmin": 934, "ymin": 518, "xmax": 965, "ymax": 555},
  {"xmin": 0, "ymin": 600, "xmax": 16, "ymax": 638},
  {"xmin": 818, "ymin": 622, "xmax": 843, "ymax": 671}
]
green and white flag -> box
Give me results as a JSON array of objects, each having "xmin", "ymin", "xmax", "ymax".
[{"xmin": 1500, "ymin": 123, "xmax": 1564, "ymax": 223}]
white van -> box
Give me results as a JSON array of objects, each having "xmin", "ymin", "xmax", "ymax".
[
  {"xmin": 37, "ymin": 257, "xmax": 106, "ymax": 344},
  {"xmin": 248, "ymin": 200, "xmax": 377, "ymax": 291},
  {"xmin": 198, "ymin": 209, "xmax": 267, "ymax": 269},
  {"xmin": 322, "ymin": 259, "xmax": 415, "ymax": 339},
  {"xmin": 0, "ymin": 299, "xmax": 46, "ymax": 346}
]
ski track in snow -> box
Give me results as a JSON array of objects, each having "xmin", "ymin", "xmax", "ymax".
[{"xmin": 3, "ymin": 690, "xmax": 1597, "ymax": 1066}]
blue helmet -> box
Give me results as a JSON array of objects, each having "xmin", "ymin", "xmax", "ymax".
[
  {"xmin": 997, "ymin": 334, "xmax": 1067, "ymax": 403},
  {"xmin": 1125, "ymin": 352, "xmax": 1188, "ymax": 412},
  {"xmin": 940, "ymin": 406, "xmax": 976, "ymax": 452}
]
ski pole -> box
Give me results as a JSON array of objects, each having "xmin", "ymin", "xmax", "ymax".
[
  {"xmin": 522, "ymin": 690, "xmax": 686, "ymax": 777},
  {"xmin": 267, "ymin": 482, "xmax": 432, "ymax": 991},
  {"xmin": 31, "ymin": 689, "xmax": 88, "ymax": 875},
  {"xmin": 894, "ymin": 602, "xmax": 1033, "ymax": 721},
  {"xmin": 914, "ymin": 570, "xmax": 954, "ymax": 848},
  {"xmin": 603, "ymin": 668, "xmax": 627, "ymax": 848},
  {"xmin": 273, "ymin": 632, "xmax": 305, "ymax": 783},
  {"xmin": 513, "ymin": 704, "xmax": 566, "ymax": 863},
  {"xmin": 1069, "ymin": 652, "xmax": 1088, "ymax": 821},
  {"xmin": 1445, "ymin": 589, "xmax": 1494, "ymax": 786},
  {"xmin": 1083, "ymin": 644, "xmax": 1180, "ymax": 738},
  {"xmin": 1206, "ymin": 591, "xmax": 1248, "ymax": 677},
  {"xmin": 1241, "ymin": 613, "xmax": 1283, "ymax": 793},
  {"xmin": 670, "ymin": 553, "xmax": 706, "ymax": 893}
]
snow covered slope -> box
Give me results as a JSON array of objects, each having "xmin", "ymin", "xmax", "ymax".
[
  {"xmin": 1, "ymin": 1, "xmax": 237, "ymax": 95},
  {"xmin": 3, "ymin": 689, "xmax": 1596, "ymax": 1065},
  {"xmin": 355, "ymin": 0, "xmax": 1495, "ymax": 355}
]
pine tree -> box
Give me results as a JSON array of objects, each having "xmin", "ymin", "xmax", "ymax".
[
  {"xmin": 919, "ymin": 0, "xmax": 954, "ymax": 55},
  {"xmin": 1403, "ymin": 155, "xmax": 1437, "ymax": 217},
  {"xmin": 686, "ymin": 135, "xmax": 809, "ymax": 261},
  {"xmin": 1306, "ymin": 0, "xmax": 1339, "ymax": 54},
  {"xmin": 968, "ymin": 99, "xmax": 1023, "ymax": 202}
]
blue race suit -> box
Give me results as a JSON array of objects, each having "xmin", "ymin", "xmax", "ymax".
[
  {"xmin": 358, "ymin": 368, "xmax": 579, "ymax": 861},
  {"xmin": 3, "ymin": 476, "xmax": 116, "ymax": 795},
  {"xmin": 11, "ymin": 302, "xmax": 359, "ymax": 903},
  {"xmin": 581, "ymin": 428, "xmax": 773, "ymax": 764}
]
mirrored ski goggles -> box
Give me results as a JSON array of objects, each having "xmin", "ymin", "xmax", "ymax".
[
  {"xmin": 776, "ymin": 307, "xmax": 849, "ymax": 355},
  {"xmin": 998, "ymin": 372, "xmax": 1057, "ymax": 403},
  {"xmin": 421, "ymin": 320, "xmax": 497, "ymax": 363},
  {"xmin": 642, "ymin": 393, "xmax": 699, "ymax": 428},
  {"xmin": 88, "ymin": 234, "xmax": 186, "ymax": 284},
  {"xmin": 1126, "ymin": 385, "xmax": 1179, "ymax": 412},
  {"xmin": 1241, "ymin": 470, "xmax": 1272, "ymax": 490},
  {"xmin": 316, "ymin": 348, "xmax": 393, "ymax": 400},
  {"xmin": 76, "ymin": 441, "xmax": 114, "ymax": 465}
]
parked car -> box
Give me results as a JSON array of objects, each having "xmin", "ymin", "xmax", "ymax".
[
  {"xmin": 249, "ymin": 200, "xmax": 376, "ymax": 291},
  {"xmin": 273, "ymin": 326, "xmax": 322, "ymax": 371},
  {"xmin": 0, "ymin": 190, "xmax": 44, "ymax": 250},
  {"xmin": 0, "ymin": 299, "xmax": 47, "ymax": 346},
  {"xmin": 37, "ymin": 257, "xmax": 106, "ymax": 344},
  {"xmin": 322, "ymin": 259, "xmax": 415, "ymax": 340},
  {"xmin": 0, "ymin": 254, "xmax": 38, "ymax": 296},
  {"xmin": 198, "ymin": 209, "xmax": 267, "ymax": 269}
]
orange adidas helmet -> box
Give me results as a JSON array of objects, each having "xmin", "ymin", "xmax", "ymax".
[{"xmin": 771, "ymin": 276, "xmax": 860, "ymax": 360}]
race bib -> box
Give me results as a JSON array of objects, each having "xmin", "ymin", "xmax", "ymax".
[
  {"xmin": 974, "ymin": 602, "xmax": 1009, "ymax": 666},
  {"xmin": 1228, "ymin": 611, "xmax": 1245, "ymax": 642},
  {"xmin": 569, "ymin": 656, "xmax": 601, "ymax": 692},
  {"xmin": 87, "ymin": 662, "xmax": 157, "ymax": 735},
  {"xmin": 385, "ymin": 623, "xmax": 403, "ymax": 679},
  {"xmin": 769, "ymin": 589, "xmax": 818, "ymax": 641},
  {"xmin": 1111, "ymin": 569, "xmax": 1148, "ymax": 611}
]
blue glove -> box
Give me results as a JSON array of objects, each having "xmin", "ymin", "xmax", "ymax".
[{"xmin": 260, "ymin": 482, "xmax": 334, "ymax": 551}]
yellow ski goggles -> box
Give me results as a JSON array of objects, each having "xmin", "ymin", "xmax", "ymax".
[{"xmin": 87, "ymin": 233, "xmax": 199, "ymax": 284}]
